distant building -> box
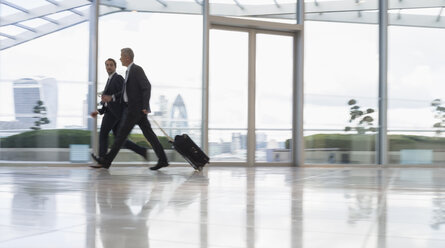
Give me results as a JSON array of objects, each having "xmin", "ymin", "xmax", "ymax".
[
  {"xmin": 256, "ymin": 132, "xmax": 268, "ymax": 149},
  {"xmin": 153, "ymin": 95, "xmax": 169, "ymax": 128},
  {"xmin": 13, "ymin": 77, "xmax": 58, "ymax": 129},
  {"xmin": 231, "ymin": 132, "xmax": 242, "ymax": 152},
  {"xmin": 169, "ymin": 94, "xmax": 188, "ymax": 136}
]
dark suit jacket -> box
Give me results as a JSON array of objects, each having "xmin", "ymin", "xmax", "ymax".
[
  {"xmin": 98, "ymin": 73, "xmax": 125, "ymax": 118},
  {"xmin": 124, "ymin": 63, "xmax": 151, "ymax": 113}
]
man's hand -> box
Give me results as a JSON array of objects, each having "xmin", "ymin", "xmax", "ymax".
[
  {"xmin": 101, "ymin": 95, "xmax": 112, "ymax": 103},
  {"xmin": 90, "ymin": 111, "xmax": 98, "ymax": 118},
  {"xmin": 142, "ymin": 109, "xmax": 150, "ymax": 114}
]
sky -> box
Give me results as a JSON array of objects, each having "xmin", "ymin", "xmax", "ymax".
[{"xmin": 1, "ymin": 10, "xmax": 445, "ymax": 139}]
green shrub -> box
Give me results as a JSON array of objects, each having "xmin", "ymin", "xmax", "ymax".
[
  {"xmin": 0, "ymin": 129, "xmax": 174, "ymax": 149},
  {"xmin": 0, "ymin": 129, "xmax": 90, "ymax": 148},
  {"xmin": 285, "ymin": 134, "xmax": 445, "ymax": 151}
]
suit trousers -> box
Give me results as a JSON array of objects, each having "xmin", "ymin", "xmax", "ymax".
[
  {"xmin": 104, "ymin": 106, "xmax": 168, "ymax": 164},
  {"xmin": 99, "ymin": 112, "xmax": 146, "ymax": 158}
]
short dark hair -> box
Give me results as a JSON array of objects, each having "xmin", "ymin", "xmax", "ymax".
[{"xmin": 105, "ymin": 58, "xmax": 117, "ymax": 67}]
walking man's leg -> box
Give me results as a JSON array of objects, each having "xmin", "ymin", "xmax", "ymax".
[
  {"xmin": 112, "ymin": 119, "xmax": 148, "ymax": 160},
  {"xmin": 138, "ymin": 116, "xmax": 168, "ymax": 170},
  {"xmin": 91, "ymin": 107, "xmax": 137, "ymax": 168},
  {"xmin": 99, "ymin": 114, "xmax": 117, "ymax": 157}
]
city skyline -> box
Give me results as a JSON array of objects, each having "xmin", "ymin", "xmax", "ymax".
[{"xmin": 1, "ymin": 13, "xmax": 445, "ymax": 138}]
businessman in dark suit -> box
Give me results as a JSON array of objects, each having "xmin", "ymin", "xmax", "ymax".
[
  {"xmin": 90, "ymin": 58, "xmax": 147, "ymax": 161},
  {"xmin": 91, "ymin": 48, "xmax": 169, "ymax": 170}
]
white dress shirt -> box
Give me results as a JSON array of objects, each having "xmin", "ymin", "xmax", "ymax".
[{"xmin": 123, "ymin": 62, "xmax": 134, "ymax": 103}]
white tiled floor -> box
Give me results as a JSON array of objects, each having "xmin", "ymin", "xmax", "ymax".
[{"xmin": 0, "ymin": 166, "xmax": 445, "ymax": 247}]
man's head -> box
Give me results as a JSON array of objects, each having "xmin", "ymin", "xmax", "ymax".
[
  {"xmin": 105, "ymin": 58, "xmax": 117, "ymax": 75},
  {"xmin": 120, "ymin": 48, "xmax": 134, "ymax": 67}
]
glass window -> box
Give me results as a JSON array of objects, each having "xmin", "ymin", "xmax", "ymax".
[
  {"xmin": 388, "ymin": 26, "xmax": 445, "ymax": 165},
  {"xmin": 209, "ymin": 0, "xmax": 299, "ymax": 24},
  {"xmin": 304, "ymin": 21, "xmax": 379, "ymax": 165},
  {"xmin": 255, "ymin": 33, "xmax": 293, "ymax": 163},
  {"xmin": 209, "ymin": 29, "xmax": 248, "ymax": 162},
  {"xmin": 0, "ymin": 20, "xmax": 90, "ymax": 162},
  {"xmin": 98, "ymin": 12, "xmax": 203, "ymax": 163}
]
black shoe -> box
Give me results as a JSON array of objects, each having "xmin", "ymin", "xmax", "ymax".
[
  {"xmin": 89, "ymin": 164, "xmax": 110, "ymax": 169},
  {"xmin": 149, "ymin": 161, "xmax": 169, "ymax": 170},
  {"xmin": 90, "ymin": 153, "xmax": 111, "ymax": 169},
  {"xmin": 91, "ymin": 153, "xmax": 101, "ymax": 163}
]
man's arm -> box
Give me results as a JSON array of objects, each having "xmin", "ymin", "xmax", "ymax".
[
  {"xmin": 91, "ymin": 105, "xmax": 105, "ymax": 118},
  {"xmin": 103, "ymin": 74, "xmax": 124, "ymax": 102},
  {"xmin": 135, "ymin": 66, "xmax": 151, "ymax": 113},
  {"xmin": 98, "ymin": 105, "xmax": 106, "ymax": 114}
]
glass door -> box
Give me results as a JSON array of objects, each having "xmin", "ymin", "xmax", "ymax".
[
  {"xmin": 208, "ymin": 29, "xmax": 249, "ymax": 163},
  {"xmin": 209, "ymin": 27, "xmax": 294, "ymax": 165},
  {"xmin": 255, "ymin": 33, "xmax": 293, "ymax": 163}
]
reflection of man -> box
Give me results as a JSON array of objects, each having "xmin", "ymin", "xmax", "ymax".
[
  {"xmin": 91, "ymin": 48, "xmax": 168, "ymax": 170},
  {"xmin": 90, "ymin": 58, "xmax": 147, "ymax": 161},
  {"xmin": 94, "ymin": 170, "xmax": 206, "ymax": 248},
  {"xmin": 95, "ymin": 170, "xmax": 150, "ymax": 248},
  {"xmin": 11, "ymin": 179, "xmax": 57, "ymax": 228}
]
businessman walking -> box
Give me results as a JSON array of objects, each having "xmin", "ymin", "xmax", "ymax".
[
  {"xmin": 90, "ymin": 58, "xmax": 148, "ymax": 162},
  {"xmin": 91, "ymin": 48, "xmax": 169, "ymax": 170}
]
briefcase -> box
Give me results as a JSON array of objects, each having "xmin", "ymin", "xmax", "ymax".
[{"xmin": 150, "ymin": 117, "xmax": 209, "ymax": 171}]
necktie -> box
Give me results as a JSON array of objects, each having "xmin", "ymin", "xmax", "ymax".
[
  {"xmin": 103, "ymin": 77, "xmax": 111, "ymax": 107},
  {"xmin": 123, "ymin": 70, "xmax": 128, "ymax": 102},
  {"xmin": 104, "ymin": 77, "xmax": 111, "ymax": 92}
]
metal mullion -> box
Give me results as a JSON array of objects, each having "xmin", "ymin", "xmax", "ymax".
[
  {"xmin": 210, "ymin": 24, "xmax": 250, "ymax": 33},
  {"xmin": 88, "ymin": 0, "xmax": 99, "ymax": 156},
  {"xmin": 210, "ymin": 24, "xmax": 295, "ymax": 37},
  {"xmin": 202, "ymin": 0, "xmax": 210, "ymax": 153},
  {"xmin": 378, "ymin": 0, "xmax": 388, "ymax": 165},
  {"xmin": 247, "ymin": 30, "xmax": 256, "ymax": 166},
  {"xmin": 254, "ymin": 29, "xmax": 294, "ymax": 36},
  {"xmin": 210, "ymin": 24, "xmax": 294, "ymax": 37},
  {"xmin": 292, "ymin": 0, "xmax": 304, "ymax": 166}
]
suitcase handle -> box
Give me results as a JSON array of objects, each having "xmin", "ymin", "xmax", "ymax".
[{"xmin": 147, "ymin": 115, "xmax": 174, "ymax": 142}]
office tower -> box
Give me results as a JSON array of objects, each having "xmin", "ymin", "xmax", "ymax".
[
  {"xmin": 170, "ymin": 94, "xmax": 188, "ymax": 136},
  {"xmin": 13, "ymin": 77, "xmax": 58, "ymax": 128}
]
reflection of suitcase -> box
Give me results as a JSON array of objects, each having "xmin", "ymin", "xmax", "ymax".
[{"xmin": 150, "ymin": 117, "xmax": 209, "ymax": 171}]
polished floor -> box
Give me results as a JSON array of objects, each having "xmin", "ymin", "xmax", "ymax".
[{"xmin": 0, "ymin": 166, "xmax": 445, "ymax": 248}]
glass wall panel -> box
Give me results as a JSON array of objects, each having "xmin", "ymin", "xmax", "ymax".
[
  {"xmin": 255, "ymin": 33, "xmax": 293, "ymax": 162},
  {"xmin": 0, "ymin": 20, "xmax": 90, "ymax": 162},
  {"xmin": 388, "ymin": 26, "xmax": 445, "ymax": 165},
  {"xmin": 209, "ymin": 29, "xmax": 248, "ymax": 162},
  {"xmin": 97, "ymin": 13, "xmax": 203, "ymax": 163},
  {"xmin": 209, "ymin": 0, "xmax": 298, "ymax": 24},
  {"xmin": 304, "ymin": 21, "xmax": 379, "ymax": 165}
]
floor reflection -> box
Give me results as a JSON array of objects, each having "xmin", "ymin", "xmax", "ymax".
[
  {"xmin": 1, "ymin": 167, "xmax": 445, "ymax": 248},
  {"xmin": 92, "ymin": 169, "xmax": 208, "ymax": 248}
]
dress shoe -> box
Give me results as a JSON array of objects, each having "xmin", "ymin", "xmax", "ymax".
[
  {"xmin": 90, "ymin": 153, "xmax": 111, "ymax": 169},
  {"xmin": 91, "ymin": 153, "xmax": 101, "ymax": 163},
  {"xmin": 149, "ymin": 161, "xmax": 169, "ymax": 170},
  {"xmin": 89, "ymin": 163, "xmax": 110, "ymax": 169}
]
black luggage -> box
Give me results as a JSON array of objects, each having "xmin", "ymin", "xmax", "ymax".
[
  {"xmin": 171, "ymin": 134, "xmax": 209, "ymax": 171},
  {"xmin": 150, "ymin": 117, "xmax": 209, "ymax": 171}
]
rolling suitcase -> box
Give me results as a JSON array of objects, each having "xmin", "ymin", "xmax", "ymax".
[{"xmin": 150, "ymin": 117, "xmax": 209, "ymax": 171}]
